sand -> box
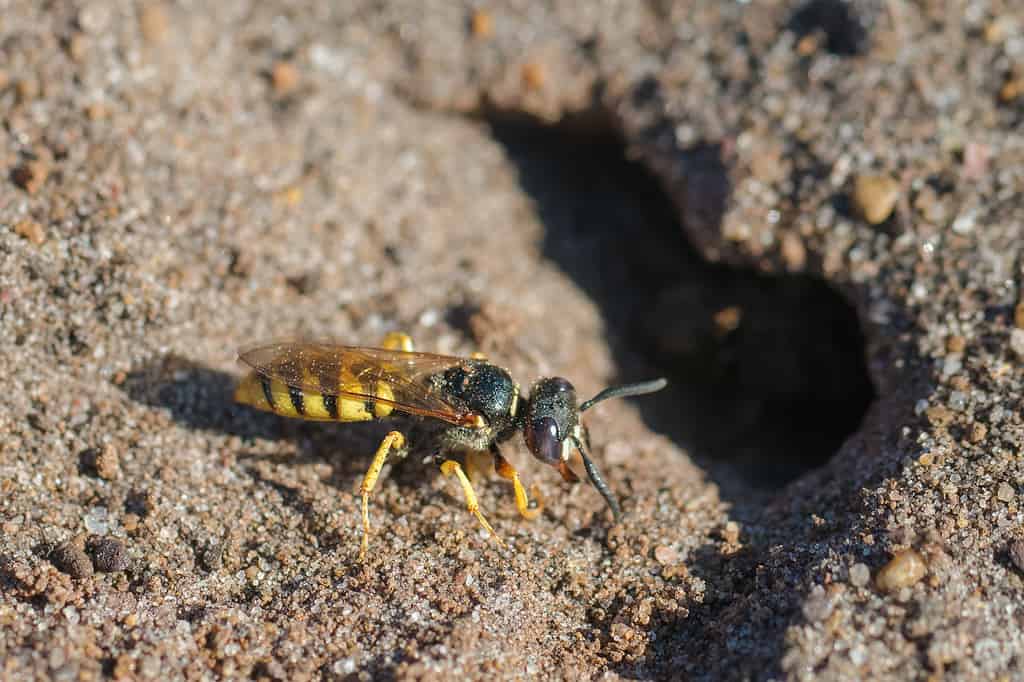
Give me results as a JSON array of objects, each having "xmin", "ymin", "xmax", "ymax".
[{"xmin": 3, "ymin": 1, "xmax": 1024, "ymax": 680}]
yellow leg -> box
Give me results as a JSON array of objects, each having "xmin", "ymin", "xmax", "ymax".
[
  {"xmin": 464, "ymin": 449, "xmax": 494, "ymax": 484},
  {"xmin": 494, "ymin": 453, "xmax": 543, "ymax": 521},
  {"xmin": 440, "ymin": 460, "xmax": 504, "ymax": 548},
  {"xmin": 470, "ymin": 351, "xmax": 487, "ymax": 360},
  {"xmin": 381, "ymin": 332, "xmax": 414, "ymax": 352},
  {"xmin": 358, "ymin": 431, "xmax": 406, "ymax": 561}
]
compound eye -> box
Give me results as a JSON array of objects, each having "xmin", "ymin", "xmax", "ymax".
[{"xmin": 525, "ymin": 416, "xmax": 562, "ymax": 465}]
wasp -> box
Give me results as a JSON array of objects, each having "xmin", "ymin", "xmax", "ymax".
[{"xmin": 235, "ymin": 332, "xmax": 666, "ymax": 559}]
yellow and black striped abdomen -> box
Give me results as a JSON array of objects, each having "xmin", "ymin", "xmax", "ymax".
[{"xmin": 234, "ymin": 371, "xmax": 395, "ymax": 422}]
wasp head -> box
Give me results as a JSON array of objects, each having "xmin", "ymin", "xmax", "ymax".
[{"xmin": 522, "ymin": 375, "xmax": 668, "ymax": 522}]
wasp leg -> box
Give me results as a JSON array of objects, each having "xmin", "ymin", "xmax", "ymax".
[
  {"xmin": 464, "ymin": 448, "xmax": 494, "ymax": 484},
  {"xmin": 440, "ymin": 460, "xmax": 505, "ymax": 548},
  {"xmin": 491, "ymin": 448, "xmax": 543, "ymax": 521},
  {"xmin": 381, "ymin": 332, "xmax": 414, "ymax": 352},
  {"xmin": 358, "ymin": 431, "xmax": 407, "ymax": 561},
  {"xmin": 470, "ymin": 351, "xmax": 487, "ymax": 360}
]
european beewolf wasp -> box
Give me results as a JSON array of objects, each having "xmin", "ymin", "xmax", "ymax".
[{"xmin": 235, "ymin": 332, "xmax": 666, "ymax": 558}]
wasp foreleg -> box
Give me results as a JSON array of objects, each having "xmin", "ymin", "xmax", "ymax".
[{"xmin": 491, "ymin": 447, "xmax": 543, "ymax": 521}]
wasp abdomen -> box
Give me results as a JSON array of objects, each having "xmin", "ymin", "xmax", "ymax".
[{"xmin": 234, "ymin": 372, "xmax": 395, "ymax": 422}]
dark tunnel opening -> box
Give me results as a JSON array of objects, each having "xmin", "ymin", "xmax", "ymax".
[{"xmin": 487, "ymin": 117, "xmax": 876, "ymax": 503}]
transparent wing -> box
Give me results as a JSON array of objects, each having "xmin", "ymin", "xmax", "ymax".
[{"xmin": 238, "ymin": 342, "xmax": 479, "ymax": 425}]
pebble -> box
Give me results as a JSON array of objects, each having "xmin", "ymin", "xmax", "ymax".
[
  {"xmin": 11, "ymin": 161, "xmax": 49, "ymax": 194},
  {"xmin": 1009, "ymin": 539, "xmax": 1024, "ymax": 573},
  {"xmin": 849, "ymin": 562, "xmax": 871, "ymax": 587},
  {"xmin": 15, "ymin": 77, "xmax": 38, "ymax": 103},
  {"xmin": 852, "ymin": 173, "xmax": 900, "ymax": 225},
  {"xmin": 140, "ymin": 3, "xmax": 170, "ymax": 44},
  {"xmin": 801, "ymin": 585, "xmax": 834, "ymax": 622},
  {"xmin": 82, "ymin": 445, "xmax": 121, "ymax": 480},
  {"xmin": 271, "ymin": 61, "xmax": 299, "ymax": 96},
  {"xmin": 14, "ymin": 219, "xmax": 46, "ymax": 245},
  {"xmin": 52, "ymin": 541, "xmax": 93, "ymax": 578},
  {"xmin": 653, "ymin": 545, "xmax": 678, "ymax": 565},
  {"xmin": 969, "ymin": 422, "xmax": 988, "ymax": 444},
  {"xmin": 1009, "ymin": 329, "xmax": 1024, "ymax": 359},
  {"xmin": 199, "ymin": 543, "xmax": 224, "ymax": 572},
  {"xmin": 781, "ymin": 231, "xmax": 806, "ymax": 270},
  {"xmin": 945, "ymin": 335, "xmax": 966, "ymax": 353},
  {"xmin": 521, "ymin": 62, "xmax": 546, "ymax": 91},
  {"xmin": 875, "ymin": 550, "xmax": 927, "ymax": 592},
  {"xmin": 997, "ymin": 482, "xmax": 1015, "ymax": 503},
  {"xmin": 471, "ymin": 9, "xmax": 494, "ymax": 39},
  {"xmin": 1015, "ymin": 301, "xmax": 1024, "ymax": 329},
  {"xmin": 87, "ymin": 537, "xmax": 129, "ymax": 572},
  {"xmin": 67, "ymin": 33, "xmax": 90, "ymax": 63}
]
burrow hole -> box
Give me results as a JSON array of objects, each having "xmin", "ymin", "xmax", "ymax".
[{"xmin": 487, "ymin": 116, "xmax": 875, "ymax": 504}]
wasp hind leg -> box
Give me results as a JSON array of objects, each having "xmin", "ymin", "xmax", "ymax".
[
  {"xmin": 358, "ymin": 431, "xmax": 407, "ymax": 561},
  {"xmin": 440, "ymin": 460, "xmax": 504, "ymax": 549},
  {"xmin": 491, "ymin": 447, "xmax": 543, "ymax": 521}
]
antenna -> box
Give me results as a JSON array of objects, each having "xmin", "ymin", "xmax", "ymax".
[{"xmin": 579, "ymin": 378, "xmax": 667, "ymax": 413}]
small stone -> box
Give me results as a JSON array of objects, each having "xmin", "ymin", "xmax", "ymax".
[
  {"xmin": 521, "ymin": 61, "xmax": 545, "ymax": 90},
  {"xmin": 1014, "ymin": 301, "xmax": 1024, "ymax": 329},
  {"xmin": 961, "ymin": 142, "xmax": 990, "ymax": 181},
  {"xmin": 849, "ymin": 562, "xmax": 870, "ymax": 587},
  {"xmin": 852, "ymin": 173, "xmax": 900, "ymax": 225},
  {"xmin": 15, "ymin": 77, "xmax": 39, "ymax": 103},
  {"xmin": 781, "ymin": 231, "xmax": 806, "ymax": 270},
  {"xmin": 1009, "ymin": 329, "xmax": 1024, "ymax": 359},
  {"xmin": 13, "ymin": 219, "xmax": 46, "ymax": 245},
  {"xmin": 82, "ymin": 445, "xmax": 120, "ymax": 480},
  {"xmin": 997, "ymin": 482, "xmax": 1015, "ymax": 503},
  {"xmin": 1000, "ymin": 74, "xmax": 1024, "ymax": 103},
  {"xmin": 199, "ymin": 543, "xmax": 223, "ymax": 572},
  {"xmin": 270, "ymin": 61, "xmax": 299, "ymax": 96},
  {"xmin": 122, "ymin": 514, "xmax": 139, "ymax": 532},
  {"xmin": 470, "ymin": 9, "xmax": 493, "ymax": 39},
  {"xmin": 945, "ymin": 335, "xmax": 966, "ymax": 354},
  {"xmin": 722, "ymin": 521, "xmax": 740, "ymax": 544},
  {"xmin": 1009, "ymin": 539, "xmax": 1024, "ymax": 573},
  {"xmin": 12, "ymin": 161, "xmax": 49, "ymax": 194},
  {"xmin": 85, "ymin": 102, "xmax": 108, "ymax": 120},
  {"xmin": 875, "ymin": 550, "xmax": 927, "ymax": 592},
  {"xmin": 87, "ymin": 537, "xmax": 129, "ymax": 572},
  {"xmin": 52, "ymin": 542, "xmax": 93, "ymax": 578},
  {"xmin": 801, "ymin": 585, "xmax": 834, "ymax": 622},
  {"xmin": 925, "ymin": 405, "xmax": 954, "ymax": 427},
  {"xmin": 984, "ymin": 16, "xmax": 1016, "ymax": 45},
  {"xmin": 749, "ymin": 143, "xmax": 784, "ymax": 184},
  {"xmin": 713, "ymin": 306, "xmax": 742, "ymax": 335},
  {"xmin": 969, "ymin": 422, "xmax": 988, "ymax": 444},
  {"xmin": 140, "ymin": 3, "xmax": 169, "ymax": 44},
  {"xmin": 653, "ymin": 545, "xmax": 678, "ymax": 565},
  {"xmin": 67, "ymin": 33, "xmax": 90, "ymax": 62}
]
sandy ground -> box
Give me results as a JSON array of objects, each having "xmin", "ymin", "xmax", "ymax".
[{"xmin": 2, "ymin": 1, "xmax": 1024, "ymax": 680}]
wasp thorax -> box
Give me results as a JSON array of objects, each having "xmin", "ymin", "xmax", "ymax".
[
  {"xmin": 439, "ymin": 362, "xmax": 517, "ymax": 426},
  {"xmin": 523, "ymin": 377, "xmax": 578, "ymax": 465}
]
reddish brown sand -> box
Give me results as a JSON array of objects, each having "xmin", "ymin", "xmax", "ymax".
[{"xmin": 3, "ymin": 2, "xmax": 1024, "ymax": 680}]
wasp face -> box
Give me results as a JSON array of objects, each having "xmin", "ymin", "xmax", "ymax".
[{"xmin": 523, "ymin": 377, "xmax": 580, "ymax": 480}]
